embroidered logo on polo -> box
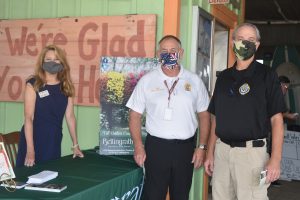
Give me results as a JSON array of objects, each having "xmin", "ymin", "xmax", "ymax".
[{"xmin": 239, "ymin": 83, "xmax": 250, "ymax": 95}]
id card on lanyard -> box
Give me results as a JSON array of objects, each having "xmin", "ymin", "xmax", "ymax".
[{"xmin": 163, "ymin": 78, "xmax": 179, "ymax": 121}]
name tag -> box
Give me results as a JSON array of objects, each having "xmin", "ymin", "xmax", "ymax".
[
  {"xmin": 38, "ymin": 90, "xmax": 49, "ymax": 98},
  {"xmin": 164, "ymin": 108, "xmax": 173, "ymax": 121}
]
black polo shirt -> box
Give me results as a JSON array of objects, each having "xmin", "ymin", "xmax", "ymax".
[{"xmin": 208, "ymin": 61, "xmax": 286, "ymax": 142}]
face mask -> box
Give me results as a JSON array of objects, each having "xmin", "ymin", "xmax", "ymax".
[
  {"xmin": 160, "ymin": 52, "xmax": 179, "ymax": 69},
  {"xmin": 42, "ymin": 61, "xmax": 63, "ymax": 74},
  {"xmin": 233, "ymin": 40, "xmax": 256, "ymax": 61}
]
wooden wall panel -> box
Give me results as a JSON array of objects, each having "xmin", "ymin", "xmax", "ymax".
[{"xmin": 0, "ymin": 15, "xmax": 157, "ymax": 106}]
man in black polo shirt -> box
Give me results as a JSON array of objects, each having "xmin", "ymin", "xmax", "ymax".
[{"xmin": 204, "ymin": 23, "xmax": 286, "ymax": 200}]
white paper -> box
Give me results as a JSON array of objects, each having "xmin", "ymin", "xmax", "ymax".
[
  {"xmin": 1, "ymin": 181, "xmax": 28, "ymax": 189},
  {"xmin": 25, "ymin": 183, "xmax": 67, "ymax": 193},
  {"xmin": 27, "ymin": 170, "xmax": 58, "ymax": 184}
]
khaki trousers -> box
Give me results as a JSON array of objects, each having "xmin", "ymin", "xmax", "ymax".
[{"xmin": 212, "ymin": 139, "xmax": 270, "ymax": 200}]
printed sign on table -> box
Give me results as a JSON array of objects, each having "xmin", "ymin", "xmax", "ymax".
[
  {"xmin": 99, "ymin": 57, "xmax": 159, "ymax": 155},
  {"xmin": 0, "ymin": 142, "xmax": 15, "ymax": 181}
]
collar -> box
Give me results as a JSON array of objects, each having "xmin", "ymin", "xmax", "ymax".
[
  {"xmin": 159, "ymin": 64, "xmax": 184, "ymax": 79},
  {"xmin": 231, "ymin": 60, "xmax": 257, "ymax": 80}
]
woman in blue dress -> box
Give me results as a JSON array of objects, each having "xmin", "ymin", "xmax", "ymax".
[{"xmin": 16, "ymin": 45, "xmax": 84, "ymax": 167}]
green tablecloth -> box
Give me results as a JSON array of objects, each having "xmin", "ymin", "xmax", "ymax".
[{"xmin": 0, "ymin": 150, "xmax": 143, "ymax": 200}]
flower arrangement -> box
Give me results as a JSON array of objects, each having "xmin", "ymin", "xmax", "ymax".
[
  {"xmin": 100, "ymin": 71, "xmax": 145, "ymax": 105},
  {"xmin": 100, "ymin": 71, "xmax": 146, "ymax": 129}
]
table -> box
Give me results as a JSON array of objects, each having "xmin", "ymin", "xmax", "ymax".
[{"xmin": 0, "ymin": 150, "xmax": 143, "ymax": 200}]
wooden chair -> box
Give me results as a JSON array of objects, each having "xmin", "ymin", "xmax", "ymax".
[{"xmin": 0, "ymin": 131, "xmax": 20, "ymax": 168}]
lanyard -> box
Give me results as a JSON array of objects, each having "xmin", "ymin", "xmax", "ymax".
[{"xmin": 164, "ymin": 78, "xmax": 179, "ymax": 107}]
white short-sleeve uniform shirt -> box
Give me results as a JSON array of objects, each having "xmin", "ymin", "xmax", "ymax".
[{"xmin": 126, "ymin": 66, "xmax": 209, "ymax": 140}]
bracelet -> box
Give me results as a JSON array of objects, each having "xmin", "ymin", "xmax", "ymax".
[{"xmin": 71, "ymin": 144, "xmax": 79, "ymax": 150}]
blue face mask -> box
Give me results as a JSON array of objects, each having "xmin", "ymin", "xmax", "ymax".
[{"xmin": 160, "ymin": 52, "xmax": 180, "ymax": 69}]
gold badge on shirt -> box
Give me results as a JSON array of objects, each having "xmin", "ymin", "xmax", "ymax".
[{"xmin": 184, "ymin": 82, "xmax": 191, "ymax": 91}]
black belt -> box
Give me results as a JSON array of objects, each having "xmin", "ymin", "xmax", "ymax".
[
  {"xmin": 220, "ymin": 138, "xmax": 265, "ymax": 148},
  {"xmin": 147, "ymin": 134, "xmax": 195, "ymax": 144}
]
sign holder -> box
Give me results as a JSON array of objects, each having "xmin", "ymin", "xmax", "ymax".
[{"xmin": 0, "ymin": 142, "xmax": 16, "ymax": 192}]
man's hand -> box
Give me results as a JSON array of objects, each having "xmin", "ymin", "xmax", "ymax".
[
  {"xmin": 265, "ymin": 157, "xmax": 281, "ymax": 183},
  {"xmin": 204, "ymin": 154, "xmax": 214, "ymax": 176},
  {"xmin": 192, "ymin": 148, "xmax": 205, "ymax": 169},
  {"xmin": 134, "ymin": 145, "xmax": 146, "ymax": 167}
]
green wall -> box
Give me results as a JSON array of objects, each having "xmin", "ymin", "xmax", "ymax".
[
  {"xmin": 0, "ymin": 0, "xmax": 164, "ymax": 156},
  {"xmin": 0, "ymin": 1, "xmax": 243, "ymax": 199},
  {"xmin": 179, "ymin": 1, "xmax": 242, "ymax": 199}
]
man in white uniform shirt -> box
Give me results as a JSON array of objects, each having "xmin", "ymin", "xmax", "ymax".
[{"xmin": 126, "ymin": 35, "xmax": 210, "ymax": 200}]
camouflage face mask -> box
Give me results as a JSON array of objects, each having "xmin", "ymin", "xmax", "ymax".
[{"xmin": 233, "ymin": 40, "xmax": 256, "ymax": 61}]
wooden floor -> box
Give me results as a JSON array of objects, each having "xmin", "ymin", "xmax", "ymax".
[
  {"xmin": 268, "ymin": 180, "xmax": 300, "ymax": 200},
  {"xmin": 208, "ymin": 180, "xmax": 300, "ymax": 200}
]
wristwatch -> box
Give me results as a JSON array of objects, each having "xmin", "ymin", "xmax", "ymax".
[{"xmin": 198, "ymin": 144, "xmax": 207, "ymax": 150}]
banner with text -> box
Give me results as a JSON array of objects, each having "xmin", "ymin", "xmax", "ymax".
[
  {"xmin": 99, "ymin": 56, "xmax": 159, "ymax": 155},
  {"xmin": 0, "ymin": 15, "xmax": 156, "ymax": 106},
  {"xmin": 281, "ymin": 130, "xmax": 300, "ymax": 180}
]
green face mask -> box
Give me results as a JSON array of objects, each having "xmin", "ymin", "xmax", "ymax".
[{"xmin": 233, "ymin": 40, "xmax": 256, "ymax": 60}]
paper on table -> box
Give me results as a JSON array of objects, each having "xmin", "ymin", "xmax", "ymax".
[
  {"xmin": 27, "ymin": 170, "xmax": 58, "ymax": 184},
  {"xmin": 25, "ymin": 183, "xmax": 67, "ymax": 193}
]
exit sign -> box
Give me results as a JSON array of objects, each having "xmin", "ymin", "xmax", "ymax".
[{"xmin": 208, "ymin": 0, "xmax": 230, "ymax": 4}]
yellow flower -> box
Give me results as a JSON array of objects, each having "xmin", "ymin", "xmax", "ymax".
[{"xmin": 106, "ymin": 71, "xmax": 125, "ymax": 104}]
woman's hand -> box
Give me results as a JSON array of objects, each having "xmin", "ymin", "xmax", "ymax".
[
  {"xmin": 24, "ymin": 151, "xmax": 35, "ymax": 167},
  {"xmin": 72, "ymin": 145, "xmax": 84, "ymax": 158}
]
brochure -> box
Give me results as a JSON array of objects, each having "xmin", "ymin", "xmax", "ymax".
[
  {"xmin": 25, "ymin": 183, "xmax": 67, "ymax": 193},
  {"xmin": 27, "ymin": 170, "xmax": 58, "ymax": 184}
]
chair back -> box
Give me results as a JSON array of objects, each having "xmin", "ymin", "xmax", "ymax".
[{"xmin": 0, "ymin": 131, "xmax": 20, "ymax": 168}]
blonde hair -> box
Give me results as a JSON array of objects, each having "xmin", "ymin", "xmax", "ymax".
[{"xmin": 31, "ymin": 44, "xmax": 75, "ymax": 97}]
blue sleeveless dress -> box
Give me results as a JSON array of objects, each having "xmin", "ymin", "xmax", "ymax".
[{"xmin": 16, "ymin": 78, "xmax": 68, "ymax": 167}]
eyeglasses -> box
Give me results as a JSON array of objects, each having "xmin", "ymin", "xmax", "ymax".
[{"xmin": 281, "ymin": 83, "xmax": 289, "ymax": 89}]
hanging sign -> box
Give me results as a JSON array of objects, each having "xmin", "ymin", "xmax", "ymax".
[
  {"xmin": 0, "ymin": 15, "xmax": 156, "ymax": 106},
  {"xmin": 208, "ymin": 0, "xmax": 230, "ymax": 4}
]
